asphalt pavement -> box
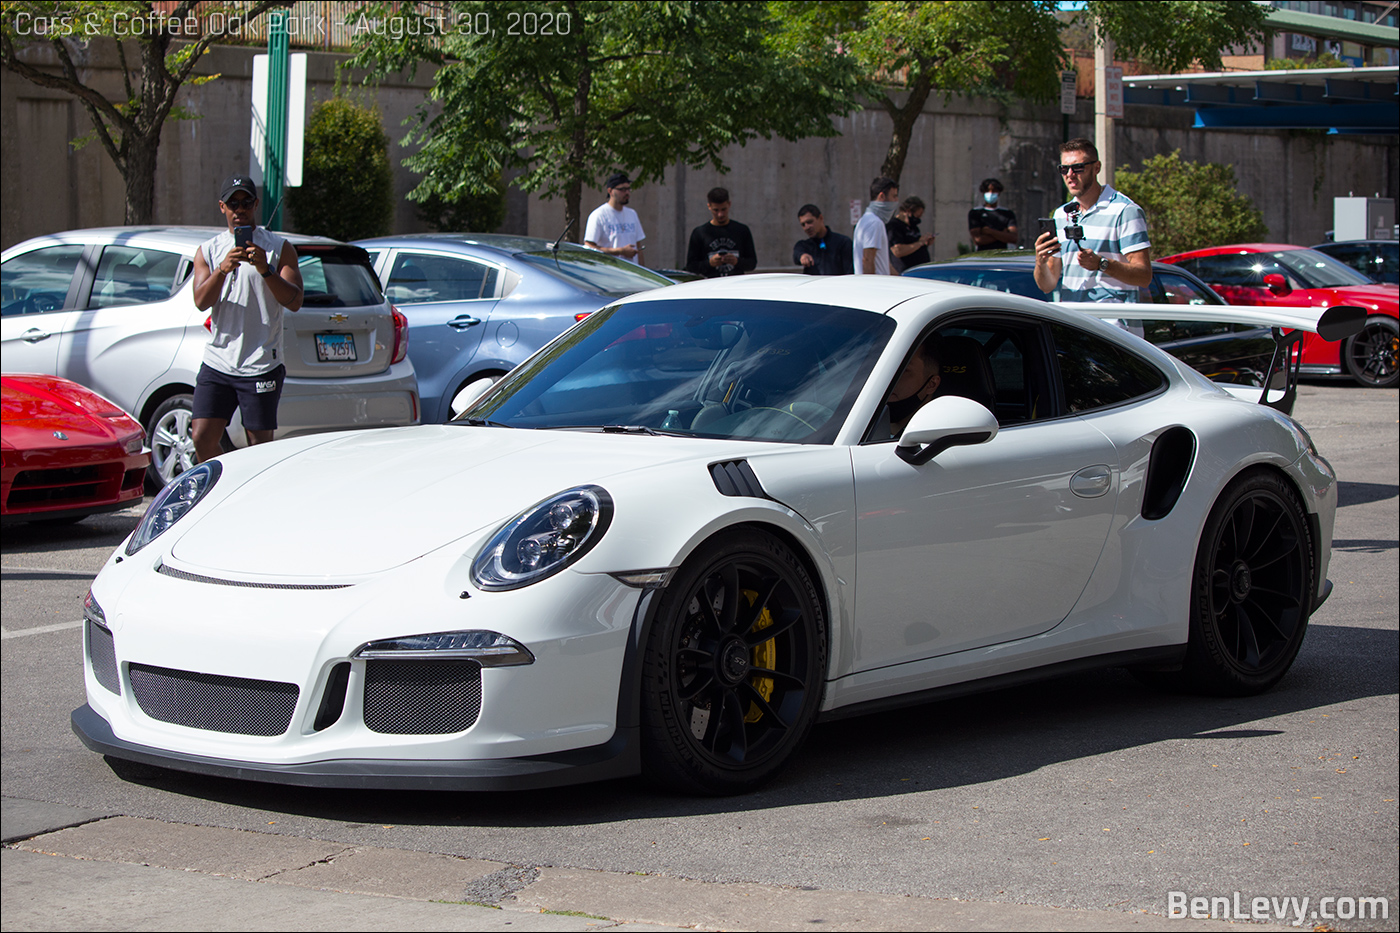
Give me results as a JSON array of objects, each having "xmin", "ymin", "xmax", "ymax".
[{"xmin": 2, "ymin": 381, "xmax": 1394, "ymax": 932}]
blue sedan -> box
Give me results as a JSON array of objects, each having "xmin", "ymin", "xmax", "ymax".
[{"xmin": 356, "ymin": 234, "xmax": 675, "ymax": 423}]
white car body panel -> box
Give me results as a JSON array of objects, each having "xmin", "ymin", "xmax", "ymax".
[{"xmin": 72, "ymin": 275, "xmax": 1340, "ymax": 790}]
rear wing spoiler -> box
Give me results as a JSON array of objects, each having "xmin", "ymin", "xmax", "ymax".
[{"xmin": 1057, "ymin": 302, "xmax": 1367, "ymax": 414}]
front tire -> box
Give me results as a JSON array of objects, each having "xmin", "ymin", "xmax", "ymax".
[
  {"xmin": 1177, "ymin": 469, "xmax": 1315, "ymax": 695},
  {"xmin": 1343, "ymin": 316, "xmax": 1399, "ymax": 388},
  {"xmin": 641, "ymin": 530, "xmax": 826, "ymax": 794}
]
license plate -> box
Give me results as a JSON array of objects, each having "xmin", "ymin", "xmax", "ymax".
[{"xmin": 315, "ymin": 332, "xmax": 357, "ymax": 362}]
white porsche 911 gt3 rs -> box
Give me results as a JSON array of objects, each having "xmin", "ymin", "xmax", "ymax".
[{"xmin": 73, "ymin": 276, "xmax": 1360, "ymax": 795}]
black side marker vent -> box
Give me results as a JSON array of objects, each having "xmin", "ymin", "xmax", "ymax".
[{"xmin": 710, "ymin": 460, "xmax": 769, "ymax": 499}]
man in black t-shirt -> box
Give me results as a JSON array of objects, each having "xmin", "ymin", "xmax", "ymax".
[
  {"xmin": 686, "ymin": 187, "xmax": 758, "ymax": 278},
  {"xmin": 968, "ymin": 178, "xmax": 1018, "ymax": 251},
  {"xmin": 792, "ymin": 204, "xmax": 854, "ymax": 275}
]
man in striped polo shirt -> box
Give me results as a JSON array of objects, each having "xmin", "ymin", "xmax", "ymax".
[{"xmin": 1032, "ymin": 138, "xmax": 1151, "ymax": 301}]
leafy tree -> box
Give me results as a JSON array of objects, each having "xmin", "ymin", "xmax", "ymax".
[
  {"xmin": 774, "ymin": 0, "xmax": 1270, "ymax": 184},
  {"xmin": 1113, "ymin": 150, "xmax": 1268, "ymax": 257},
  {"xmin": 287, "ymin": 97, "xmax": 394, "ymax": 241},
  {"xmin": 348, "ymin": 0, "xmax": 860, "ymax": 238},
  {"xmin": 1, "ymin": 0, "xmax": 292, "ymax": 224},
  {"xmin": 413, "ymin": 175, "xmax": 506, "ymax": 233}
]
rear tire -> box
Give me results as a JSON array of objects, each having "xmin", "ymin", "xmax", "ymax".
[
  {"xmin": 1175, "ymin": 469, "xmax": 1315, "ymax": 695},
  {"xmin": 145, "ymin": 394, "xmax": 197, "ymax": 490}
]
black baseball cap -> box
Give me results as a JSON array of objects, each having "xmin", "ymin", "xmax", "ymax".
[
  {"xmin": 604, "ymin": 172, "xmax": 631, "ymax": 190},
  {"xmin": 220, "ymin": 175, "xmax": 258, "ymax": 202}
]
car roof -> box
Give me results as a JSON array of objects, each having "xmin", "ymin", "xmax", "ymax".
[
  {"xmin": 906, "ymin": 251, "xmax": 1196, "ymax": 275},
  {"xmin": 353, "ymin": 233, "xmax": 593, "ymax": 257},
  {"xmin": 4, "ymin": 226, "xmax": 358, "ymax": 258}
]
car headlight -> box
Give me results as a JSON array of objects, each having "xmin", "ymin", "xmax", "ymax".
[
  {"xmin": 471, "ymin": 485, "xmax": 612, "ymax": 590},
  {"xmin": 126, "ymin": 462, "xmax": 222, "ymax": 555}
]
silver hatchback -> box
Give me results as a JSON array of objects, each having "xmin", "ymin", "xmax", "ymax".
[{"xmin": 1, "ymin": 227, "xmax": 420, "ymax": 486}]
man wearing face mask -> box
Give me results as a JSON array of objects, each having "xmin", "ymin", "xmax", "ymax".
[
  {"xmin": 854, "ymin": 177, "xmax": 899, "ymax": 275},
  {"xmin": 882, "ymin": 335, "xmax": 943, "ymax": 438},
  {"xmin": 968, "ymin": 178, "xmax": 1018, "ymax": 251}
]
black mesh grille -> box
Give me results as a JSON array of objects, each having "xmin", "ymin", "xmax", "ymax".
[
  {"xmin": 129, "ymin": 664, "xmax": 298, "ymax": 736},
  {"xmin": 87, "ymin": 621, "xmax": 120, "ymax": 696},
  {"xmin": 363, "ymin": 659, "xmax": 482, "ymax": 735}
]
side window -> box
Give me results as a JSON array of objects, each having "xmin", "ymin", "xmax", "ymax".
[
  {"xmin": 933, "ymin": 321, "xmax": 1044, "ymax": 425},
  {"xmin": 1157, "ymin": 272, "xmax": 1217, "ymax": 305},
  {"xmin": 1178, "ymin": 254, "xmax": 1259, "ymax": 287},
  {"xmin": 1, "ymin": 245, "xmax": 83, "ymax": 316},
  {"xmin": 385, "ymin": 252, "xmax": 493, "ymax": 303},
  {"xmin": 87, "ymin": 246, "xmax": 183, "ymax": 309},
  {"xmin": 1051, "ymin": 322, "xmax": 1166, "ymax": 413}
]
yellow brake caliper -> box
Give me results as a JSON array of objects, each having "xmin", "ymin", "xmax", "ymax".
[{"xmin": 743, "ymin": 589, "xmax": 776, "ymax": 723}]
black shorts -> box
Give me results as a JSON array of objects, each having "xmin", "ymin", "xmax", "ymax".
[{"xmin": 193, "ymin": 364, "xmax": 286, "ymax": 432}]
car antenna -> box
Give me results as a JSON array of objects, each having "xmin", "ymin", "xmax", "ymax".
[{"xmin": 550, "ymin": 218, "xmax": 576, "ymax": 269}]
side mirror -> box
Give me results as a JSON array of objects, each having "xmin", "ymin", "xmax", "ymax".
[
  {"xmin": 896, "ymin": 396, "xmax": 999, "ymax": 465},
  {"xmin": 1263, "ymin": 273, "xmax": 1292, "ymax": 296}
]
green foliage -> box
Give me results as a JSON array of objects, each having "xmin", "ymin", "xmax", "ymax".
[
  {"xmin": 1265, "ymin": 52, "xmax": 1348, "ymax": 70},
  {"xmin": 1114, "ymin": 151, "xmax": 1268, "ymax": 257},
  {"xmin": 348, "ymin": 1, "xmax": 860, "ymax": 232},
  {"xmin": 1082, "ymin": 1, "xmax": 1270, "ymax": 74},
  {"xmin": 414, "ymin": 177, "xmax": 507, "ymax": 233},
  {"xmin": 287, "ymin": 97, "xmax": 394, "ymax": 240}
]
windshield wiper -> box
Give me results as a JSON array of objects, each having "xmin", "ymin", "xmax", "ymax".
[
  {"xmin": 458, "ymin": 417, "xmax": 512, "ymax": 428},
  {"xmin": 601, "ymin": 424, "xmax": 661, "ymax": 435}
]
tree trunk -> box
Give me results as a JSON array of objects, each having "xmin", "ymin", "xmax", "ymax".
[
  {"xmin": 879, "ymin": 69, "xmax": 934, "ymax": 184},
  {"xmin": 124, "ymin": 132, "xmax": 160, "ymax": 225}
]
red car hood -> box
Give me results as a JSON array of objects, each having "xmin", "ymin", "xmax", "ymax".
[{"xmin": 0, "ymin": 374, "xmax": 141, "ymax": 452}]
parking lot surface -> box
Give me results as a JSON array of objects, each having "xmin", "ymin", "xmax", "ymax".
[{"xmin": 3, "ymin": 383, "xmax": 1395, "ymax": 931}]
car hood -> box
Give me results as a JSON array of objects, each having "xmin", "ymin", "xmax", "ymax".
[
  {"xmin": 1, "ymin": 375, "xmax": 138, "ymax": 450},
  {"xmin": 169, "ymin": 426, "xmax": 771, "ymax": 578}
]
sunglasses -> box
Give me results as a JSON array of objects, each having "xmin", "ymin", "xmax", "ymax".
[
  {"xmin": 1058, "ymin": 161, "xmax": 1096, "ymax": 176},
  {"xmin": 224, "ymin": 196, "xmax": 255, "ymax": 210}
]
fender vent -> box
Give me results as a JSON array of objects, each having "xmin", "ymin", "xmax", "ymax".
[
  {"xmin": 709, "ymin": 460, "xmax": 769, "ymax": 499},
  {"xmin": 1142, "ymin": 427, "xmax": 1196, "ymax": 520}
]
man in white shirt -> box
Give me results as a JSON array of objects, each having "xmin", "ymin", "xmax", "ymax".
[
  {"xmin": 584, "ymin": 172, "xmax": 646, "ymax": 265},
  {"xmin": 854, "ymin": 176, "xmax": 899, "ymax": 275}
]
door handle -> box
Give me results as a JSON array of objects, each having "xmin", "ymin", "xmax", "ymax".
[
  {"xmin": 21, "ymin": 328, "xmax": 52, "ymax": 343},
  {"xmin": 447, "ymin": 315, "xmax": 482, "ymax": 329}
]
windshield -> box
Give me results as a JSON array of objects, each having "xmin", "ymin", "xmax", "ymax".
[
  {"xmin": 1269, "ymin": 248, "xmax": 1375, "ymax": 289},
  {"xmin": 905, "ymin": 265, "xmax": 1050, "ymax": 300},
  {"xmin": 516, "ymin": 249, "xmax": 675, "ymax": 297},
  {"xmin": 459, "ymin": 298, "xmax": 895, "ymax": 443}
]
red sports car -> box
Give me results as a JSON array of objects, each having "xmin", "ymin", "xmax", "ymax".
[
  {"xmin": 1160, "ymin": 244, "xmax": 1399, "ymax": 388},
  {"xmin": 2, "ymin": 374, "xmax": 148, "ymax": 524}
]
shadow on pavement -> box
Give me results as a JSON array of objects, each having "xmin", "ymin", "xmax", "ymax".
[{"xmin": 102, "ymin": 622, "xmax": 1397, "ymax": 826}]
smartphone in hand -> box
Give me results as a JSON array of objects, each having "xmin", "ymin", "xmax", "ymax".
[{"xmin": 233, "ymin": 225, "xmax": 253, "ymax": 249}]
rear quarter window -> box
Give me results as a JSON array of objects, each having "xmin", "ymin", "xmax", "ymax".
[{"xmin": 1051, "ymin": 322, "xmax": 1166, "ymax": 412}]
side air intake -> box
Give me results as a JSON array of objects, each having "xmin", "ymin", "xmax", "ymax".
[
  {"xmin": 709, "ymin": 460, "xmax": 769, "ymax": 499},
  {"xmin": 1142, "ymin": 427, "xmax": 1196, "ymax": 520}
]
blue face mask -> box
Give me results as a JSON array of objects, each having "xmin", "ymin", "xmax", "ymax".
[{"xmin": 983, "ymin": 191, "xmax": 1000, "ymax": 206}]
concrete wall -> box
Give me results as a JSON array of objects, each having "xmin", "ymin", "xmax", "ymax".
[{"xmin": 5, "ymin": 39, "xmax": 1396, "ymax": 261}]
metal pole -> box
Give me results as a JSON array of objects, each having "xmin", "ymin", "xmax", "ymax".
[
  {"xmin": 1095, "ymin": 28, "xmax": 1116, "ymax": 187},
  {"xmin": 264, "ymin": 11, "xmax": 289, "ymax": 230}
]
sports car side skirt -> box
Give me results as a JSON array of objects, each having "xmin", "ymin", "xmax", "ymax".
[{"xmin": 817, "ymin": 645, "xmax": 1188, "ymax": 723}]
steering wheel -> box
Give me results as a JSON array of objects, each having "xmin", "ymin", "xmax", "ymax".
[{"xmin": 20, "ymin": 293, "xmax": 62, "ymax": 315}]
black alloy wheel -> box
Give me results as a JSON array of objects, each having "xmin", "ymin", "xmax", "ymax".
[
  {"xmin": 1343, "ymin": 316, "xmax": 1400, "ymax": 389},
  {"xmin": 641, "ymin": 529, "xmax": 825, "ymax": 794},
  {"xmin": 1179, "ymin": 469, "xmax": 1315, "ymax": 695}
]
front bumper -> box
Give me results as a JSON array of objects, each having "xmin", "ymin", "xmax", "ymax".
[{"xmin": 72, "ymin": 704, "xmax": 638, "ymax": 791}]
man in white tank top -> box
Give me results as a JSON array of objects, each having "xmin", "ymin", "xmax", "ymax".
[{"xmin": 189, "ymin": 175, "xmax": 304, "ymax": 465}]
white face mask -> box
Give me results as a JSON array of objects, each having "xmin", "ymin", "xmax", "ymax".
[
  {"xmin": 983, "ymin": 191, "xmax": 1000, "ymax": 205},
  {"xmin": 869, "ymin": 200, "xmax": 897, "ymax": 222}
]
